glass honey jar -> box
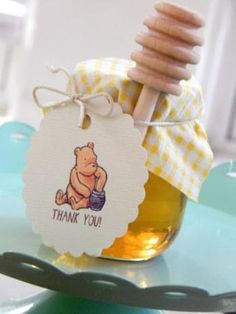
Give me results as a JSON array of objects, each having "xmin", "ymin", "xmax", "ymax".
[{"xmin": 42, "ymin": 58, "xmax": 212, "ymax": 263}]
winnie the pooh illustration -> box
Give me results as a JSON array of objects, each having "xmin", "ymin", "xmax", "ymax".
[{"xmin": 55, "ymin": 142, "xmax": 107, "ymax": 210}]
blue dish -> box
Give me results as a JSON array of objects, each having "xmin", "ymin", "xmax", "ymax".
[{"xmin": 0, "ymin": 121, "xmax": 236, "ymax": 312}]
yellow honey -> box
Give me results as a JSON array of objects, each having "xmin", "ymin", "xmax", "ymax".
[{"xmin": 101, "ymin": 172, "xmax": 186, "ymax": 261}]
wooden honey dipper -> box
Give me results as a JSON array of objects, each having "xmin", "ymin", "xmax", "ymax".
[{"xmin": 128, "ymin": 1, "xmax": 205, "ymax": 135}]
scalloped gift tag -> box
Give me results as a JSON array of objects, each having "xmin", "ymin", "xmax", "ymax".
[{"xmin": 23, "ymin": 94, "xmax": 148, "ymax": 257}]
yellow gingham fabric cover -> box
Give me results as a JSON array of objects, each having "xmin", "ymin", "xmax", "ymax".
[{"xmin": 71, "ymin": 58, "xmax": 213, "ymax": 201}]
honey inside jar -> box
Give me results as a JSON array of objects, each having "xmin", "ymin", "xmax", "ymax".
[{"xmin": 101, "ymin": 172, "xmax": 186, "ymax": 261}]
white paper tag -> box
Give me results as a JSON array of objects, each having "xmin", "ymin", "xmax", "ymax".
[{"xmin": 23, "ymin": 96, "xmax": 148, "ymax": 257}]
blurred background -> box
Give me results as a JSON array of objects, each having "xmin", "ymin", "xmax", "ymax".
[
  {"xmin": 0, "ymin": 0, "xmax": 235, "ymax": 161},
  {"xmin": 0, "ymin": 1, "xmax": 235, "ymax": 313}
]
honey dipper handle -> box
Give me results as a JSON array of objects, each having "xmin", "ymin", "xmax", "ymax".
[
  {"xmin": 132, "ymin": 85, "xmax": 160, "ymax": 136},
  {"xmin": 129, "ymin": 2, "xmax": 205, "ymax": 139}
]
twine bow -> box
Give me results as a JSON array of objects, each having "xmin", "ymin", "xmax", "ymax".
[{"xmin": 33, "ymin": 67, "xmax": 115, "ymax": 128}]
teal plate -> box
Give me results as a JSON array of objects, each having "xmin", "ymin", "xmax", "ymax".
[{"xmin": 0, "ymin": 121, "xmax": 236, "ymax": 312}]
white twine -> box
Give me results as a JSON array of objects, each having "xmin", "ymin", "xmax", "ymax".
[
  {"xmin": 33, "ymin": 66, "xmax": 197, "ymax": 128},
  {"xmin": 134, "ymin": 119, "xmax": 196, "ymax": 127},
  {"xmin": 33, "ymin": 87, "xmax": 114, "ymax": 128}
]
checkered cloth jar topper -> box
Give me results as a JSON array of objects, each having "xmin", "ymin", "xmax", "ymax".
[{"xmin": 64, "ymin": 58, "xmax": 213, "ymax": 201}]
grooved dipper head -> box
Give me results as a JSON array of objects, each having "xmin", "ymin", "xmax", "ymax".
[{"xmin": 128, "ymin": 1, "xmax": 205, "ymax": 96}]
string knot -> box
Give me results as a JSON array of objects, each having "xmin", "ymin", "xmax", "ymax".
[{"xmin": 32, "ymin": 67, "xmax": 115, "ymax": 128}]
